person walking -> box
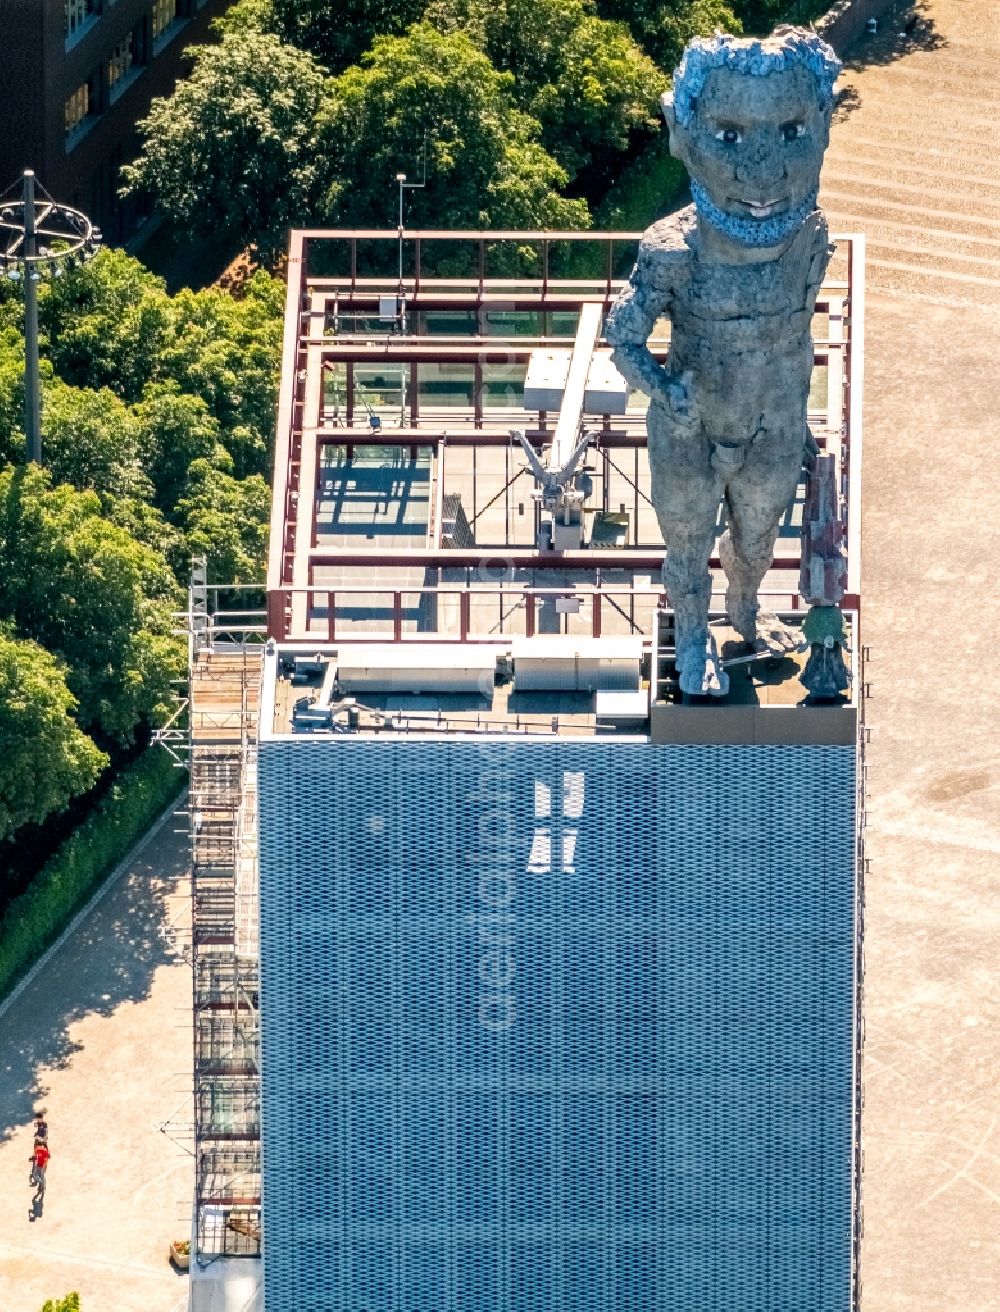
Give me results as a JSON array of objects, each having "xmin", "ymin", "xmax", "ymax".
[
  {"xmin": 33, "ymin": 1110, "xmax": 48, "ymax": 1143},
  {"xmin": 29, "ymin": 1137, "xmax": 50, "ymax": 1198}
]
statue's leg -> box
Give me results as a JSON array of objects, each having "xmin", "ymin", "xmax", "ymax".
[
  {"xmin": 720, "ymin": 427, "xmax": 804, "ymax": 653},
  {"xmin": 648, "ymin": 411, "xmax": 726, "ymax": 694}
]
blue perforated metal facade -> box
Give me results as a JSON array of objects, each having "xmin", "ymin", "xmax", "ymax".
[{"xmin": 258, "ymin": 738, "xmax": 857, "ymax": 1312}]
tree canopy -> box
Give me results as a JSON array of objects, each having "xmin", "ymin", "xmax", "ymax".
[
  {"xmin": 424, "ymin": 0, "xmax": 661, "ymax": 181},
  {"xmin": 39, "ymin": 252, "xmax": 282, "ymax": 487},
  {"xmin": 132, "ymin": 384, "xmax": 225, "ymax": 516},
  {"xmin": 0, "ymin": 325, "xmax": 25, "ymax": 466},
  {"xmin": 595, "ymin": 0, "xmax": 742, "ymax": 70},
  {"xmin": 314, "ymin": 24, "xmax": 590, "ymax": 231},
  {"xmin": 271, "ymin": 0, "xmax": 425, "ymax": 71},
  {"xmin": 177, "ymin": 460, "xmax": 272, "ymax": 586},
  {"xmin": 0, "ymin": 466, "xmax": 184, "ymax": 747},
  {"xmin": 39, "ymin": 250, "xmax": 171, "ymax": 403},
  {"xmin": 0, "ymin": 635, "xmax": 107, "ymax": 844},
  {"xmin": 40, "ymin": 1296, "xmax": 81, "ymax": 1312},
  {"xmin": 128, "ymin": 0, "xmax": 820, "ymax": 259},
  {"xmin": 157, "ymin": 272, "xmax": 284, "ymax": 476},
  {"xmin": 40, "ymin": 379, "xmax": 147, "ymax": 502},
  {"xmin": 0, "ymin": 247, "xmax": 281, "ymax": 851},
  {"xmin": 121, "ymin": 33, "xmax": 328, "ymax": 256}
]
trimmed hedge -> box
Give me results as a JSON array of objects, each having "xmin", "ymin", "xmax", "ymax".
[{"xmin": 0, "ymin": 747, "xmax": 186, "ymax": 1001}]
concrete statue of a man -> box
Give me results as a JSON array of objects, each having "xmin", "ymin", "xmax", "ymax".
[{"xmin": 606, "ymin": 28, "xmax": 841, "ymax": 696}]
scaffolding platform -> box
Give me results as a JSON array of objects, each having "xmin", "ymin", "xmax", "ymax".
[{"xmin": 188, "ymin": 644, "xmax": 263, "ymax": 1264}]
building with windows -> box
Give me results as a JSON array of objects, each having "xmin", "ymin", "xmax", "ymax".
[
  {"xmin": 178, "ymin": 228, "xmax": 866, "ymax": 1312},
  {"xmin": 0, "ymin": 0, "xmax": 235, "ymax": 242}
]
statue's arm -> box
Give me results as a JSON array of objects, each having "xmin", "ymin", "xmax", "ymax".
[
  {"xmin": 809, "ymin": 214, "xmax": 835, "ymax": 307},
  {"xmin": 605, "ymin": 252, "xmax": 677, "ymax": 405},
  {"xmin": 790, "ymin": 209, "xmax": 835, "ymax": 310}
]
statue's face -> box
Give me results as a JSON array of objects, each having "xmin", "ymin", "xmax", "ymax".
[{"xmin": 670, "ymin": 64, "xmax": 829, "ymax": 225}]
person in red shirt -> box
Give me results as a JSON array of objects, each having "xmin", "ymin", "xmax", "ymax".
[{"xmin": 29, "ymin": 1138, "xmax": 50, "ymax": 1198}]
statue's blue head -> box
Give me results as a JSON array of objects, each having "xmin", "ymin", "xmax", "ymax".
[{"xmin": 662, "ymin": 28, "xmax": 841, "ymax": 247}]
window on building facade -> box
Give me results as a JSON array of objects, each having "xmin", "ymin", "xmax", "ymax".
[
  {"xmin": 107, "ymin": 31, "xmax": 134, "ymax": 99},
  {"xmin": 151, "ymin": 0, "xmax": 180, "ymax": 43},
  {"xmin": 65, "ymin": 75, "xmax": 98, "ymax": 144},
  {"xmin": 65, "ymin": 0, "xmax": 98, "ymax": 40}
]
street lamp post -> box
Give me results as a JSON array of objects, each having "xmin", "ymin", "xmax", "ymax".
[
  {"xmin": 396, "ymin": 171, "xmax": 407, "ymax": 294},
  {"xmin": 22, "ymin": 172, "xmax": 41, "ymax": 465},
  {"xmin": 394, "ymin": 140, "xmax": 427, "ymax": 319},
  {"xmin": 0, "ymin": 170, "xmax": 100, "ymax": 464}
]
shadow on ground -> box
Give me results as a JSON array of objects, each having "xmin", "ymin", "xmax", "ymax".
[
  {"xmin": 0, "ymin": 824, "xmax": 187, "ymax": 1144},
  {"xmin": 833, "ymin": 1, "xmax": 948, "ymax": 122}
]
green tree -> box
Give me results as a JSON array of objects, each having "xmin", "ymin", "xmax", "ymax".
[
  {"xmin": 0, "ymin": 636, "xmax": 107, "ymax": 844},
  {"xmin": 39, "ymin": 250, "xmax": 171, "ymax": 404},
  {"xmin": 425, "ymin": 0, "xmax": 661, "ymax": 180},
  {"xmin": 133, "ymin": 383, "xmax": 225, "ymax": 514},
  {"xmin": 595, "ymin": 0, "xmax": 741, "ymax": 71},
  {"xmin": 270, "ymin": 0, "xmax": 424, "ymax": 71},
  {"xmin": 122, "ymin": 33, "xmax": 327, "ymax": 257},
  {"xmin": 729, "ymin": 0, "xmax": 788, "ymax": 32},
  {"xmin": 157, "ymin": 273, "xmax": 284, "ymax": 478},
  {"xmin": 176, "ymin": 460, "xmax": 271, "ymax": 584},
  {"xmin": 0, "ymin": 326, "xmax": 26, "ymax": 465},
  {"xmin": 41, "ymin": 379, "xmax": 148, "ymax": 501},
  {"xmin": 103, "ymin": 493, "xmax": 186, "ymax": 567},
  {"xmin": 215, "ymin": 0, "xmax": 276, "ymax": 31},
  {"xmin": 0, "ymin": 466, "xmax": 183, "ymax": 746},
  {"xmin": 314, "ymin": 24, "xmax": 590, "ymax": 231},
  {"xmin": 40, "ymin": 1297, "xmax": 81, "ymax": 1312},
  {"xmin": 36, "ymin": 253, "xmax": 283, "ymax": 483},
  {"xmin": 527, "ymin": 12, "xmax": 662, "ymax": 180}
]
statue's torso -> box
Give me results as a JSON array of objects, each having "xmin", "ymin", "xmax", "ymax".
[{"xmin": 639, "ymin": 206, "xmax": 831, "ymax": 441}]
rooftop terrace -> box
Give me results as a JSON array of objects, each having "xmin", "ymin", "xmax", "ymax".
[{"xmin": 260, "ymin": 229, "xmax": 864, "ymax": 744}]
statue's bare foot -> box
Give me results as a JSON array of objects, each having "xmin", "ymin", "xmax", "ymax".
[
  {"xmin": 676, "ymin": 632, "xmax": 730, "ymax": 698},
  {"xmin": 749, "ymin": 610, "xmax": 807, "ymax": 658},
  {"xmin": 754, "ymin": 610, "xmax": 807, "ymax": 657},
  {"xmin": 727, "ymin": 593, "xmax": 806, "ymax": 657}
]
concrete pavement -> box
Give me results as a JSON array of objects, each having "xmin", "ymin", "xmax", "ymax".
[
  {"xmin": 0, "ymin": 817, "xmax": 193, "ymax": 1312},
  {"xmin": 824, "ymin": 0, "xmax": 1000, "ymax": 309},
  {"xmin": 822, "ymin": 3, "xmax": 1000, "ymax": 1308},
  {"xmin": 856, "ymin": 295, "xmax": 1000, "ymax": 1312}
]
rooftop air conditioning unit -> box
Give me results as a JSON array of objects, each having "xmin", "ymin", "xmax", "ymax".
[
  {"xmin": 512, "ymin": 636, "xmax": 642, "ymax": 692},
  {"xmin": 335, "ymin": 644, "xmax": 501, "ymax": 695}
]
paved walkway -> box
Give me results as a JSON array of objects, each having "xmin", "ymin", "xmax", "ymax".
[
  {"xmin": 0, "ymin": 818, "xmax": 193, "ymax": 1312},
  {"xmin": 822, "ymin": 5, "xmax": 1000, "ymax": 1310},
  {"xmin": 823, "ymin": 0, "xmax": 1000, "ymax": 309}
]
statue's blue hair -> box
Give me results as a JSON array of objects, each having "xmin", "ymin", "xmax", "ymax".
[{"xmin": 671, "ymin": 28, "xmax": 841, "ymax": 127}]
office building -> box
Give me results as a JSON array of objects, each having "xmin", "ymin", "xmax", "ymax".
[
  {"xmin": 0, "ymin": 0, "xmax": 234, "ymax": 240},
  {"xmin": 181, "ymin": 228, "xmax": 866, "ymax": 1311}
]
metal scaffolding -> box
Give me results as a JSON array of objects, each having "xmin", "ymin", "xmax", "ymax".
[{"xmin": 186, "ymin": 618, "xmax": 263, "ymax": 1261}]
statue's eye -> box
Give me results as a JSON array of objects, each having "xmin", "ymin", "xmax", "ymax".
[
  {"xmin": 781, "ymin": 121, "xmax": 805, "ymax": 143},
  {"xmin": 715, "ymin": 127, "xmax": 741, "ymax": 145}
]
